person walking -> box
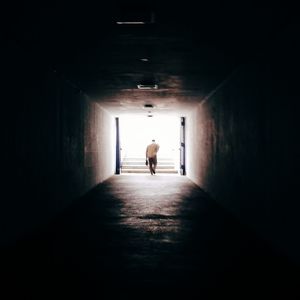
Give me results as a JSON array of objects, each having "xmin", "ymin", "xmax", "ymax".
[{"xmin": 146, "ymin": 139, "xmax": 160, "ymax": 175}]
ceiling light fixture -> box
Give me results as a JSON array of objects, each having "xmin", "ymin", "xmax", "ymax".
[
  {"xmin": 137, "ymin": 84, "xmax": 158, "ymax": 90},
  {"xmin": 116, "ymin": 21, "xmax": 145, "ymax": 25},
  {"xmin": 144, "ymin": 104, "xmax": 154, "ymax": 108},
  {"xmin": 116, "ymin": 10, "xmax": 155, "ymax": 25}
]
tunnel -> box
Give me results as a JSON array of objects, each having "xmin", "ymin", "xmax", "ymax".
[{"xmin": 2, "ymin": 0, "xmax": 300, "ymax": 298}]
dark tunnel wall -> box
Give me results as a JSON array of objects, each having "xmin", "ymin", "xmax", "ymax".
[
  {"xmin": 2, "ymin": 45, "xmax": 115, "ymax": 246},
  {"xmin": 186, "ymin": 24, "xmax": 300, "ymax": 263}
]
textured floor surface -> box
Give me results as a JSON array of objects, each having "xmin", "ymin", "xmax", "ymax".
[{"xmin": 2, "ymin": 175, "xmax": 299, "ymax": 299}]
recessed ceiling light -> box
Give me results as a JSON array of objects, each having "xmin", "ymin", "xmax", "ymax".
[
  {"xmin": 116, "ymin": 21, "xmax": 145, "ymax": 25},
  {"xmin": 137, "ymin": 84, "xmax": 158, "ymax": 90},
  {"xmin": 116, "ymin": 10, "xmax": 155, "ymax": 25},
  {"xmin": 144, "ymin": 104, "xmax": 153, "ymax": 108},
  {"xmin": 140, "ymin": 58, "xmax": 149, "ymax": 62}
]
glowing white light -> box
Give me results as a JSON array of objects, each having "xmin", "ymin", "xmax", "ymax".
[
  {"xmin": 119, "ymin": 115, "xmax": 180, "ymax": 167},
  {"xmin": 116, "ymin": 21, "xmax": 146, "ymax": 25},
  {"xmin": 137, "ymin": 84, "xmax": 158, "ymax": 90}
]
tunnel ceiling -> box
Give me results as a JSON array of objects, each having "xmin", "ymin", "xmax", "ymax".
[{"xmin": 9, "ymin": 0, "xmax": 293, "ymax": 115}]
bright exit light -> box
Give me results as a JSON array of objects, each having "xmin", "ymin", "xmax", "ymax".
[{"xmin": 119, "ymin": 115, "xmax": 180, "ymax": 163}]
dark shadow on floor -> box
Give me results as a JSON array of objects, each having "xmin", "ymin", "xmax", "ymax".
[{"xmin": 1, "ymin": 175, "xmax": 299, "ymax": 299}]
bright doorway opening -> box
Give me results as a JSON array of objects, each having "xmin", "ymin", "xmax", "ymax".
[{"xmin": 119, "ymin": 115, "xmax": 180, "ymax": 174}]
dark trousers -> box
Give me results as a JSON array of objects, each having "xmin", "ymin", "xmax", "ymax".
[{"xmin": 148, "ymin": 156, "xmax": 157, "ymax": 174}]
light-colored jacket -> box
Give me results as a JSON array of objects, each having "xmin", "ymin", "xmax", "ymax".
[{"xmin": 146, "ymin": 143, "xmax": 160, "ymax": 158}]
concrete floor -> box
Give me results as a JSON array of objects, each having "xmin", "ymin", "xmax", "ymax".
[{"xmin": 2, "ymin": 175, "xmax": 299, "ymax": 299}]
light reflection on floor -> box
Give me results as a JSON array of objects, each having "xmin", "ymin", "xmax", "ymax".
[{"xmin": 108, "ymin": 175, "xmax": 186, "ymax": 238}]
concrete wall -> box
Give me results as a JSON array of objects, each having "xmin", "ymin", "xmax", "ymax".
[
  {"xmin": 2, "ymin": 44, "xmax": 115, "ymax": 246},
  {"xmin": 186, "ymin": 24, "xmax": 300, "ymax": 263}
]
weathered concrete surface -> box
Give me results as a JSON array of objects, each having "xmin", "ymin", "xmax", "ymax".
[
  {"xmin": 2, "ymin": 175, "xmax": 298, "ymax": 299},
  {"xmin": 186, "ymin": 23, "xmax": 300, "ymax": 264},
  {"xmin": 2, "ymin": 49, "xmax": 115, "ymax": 247}
]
